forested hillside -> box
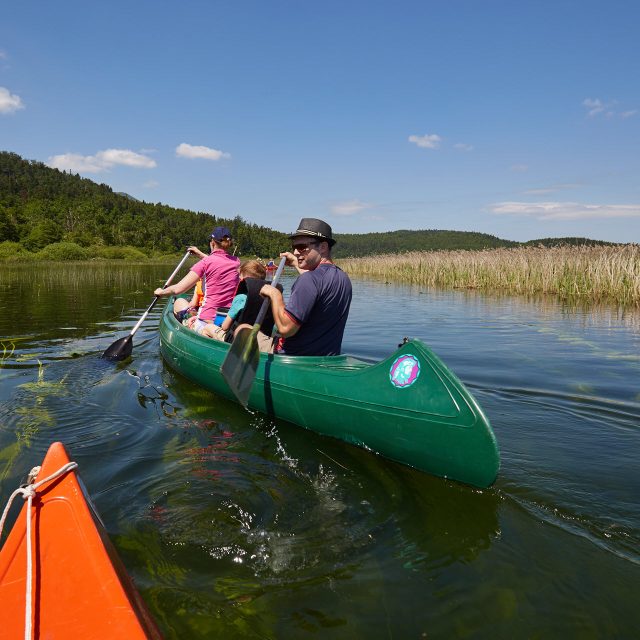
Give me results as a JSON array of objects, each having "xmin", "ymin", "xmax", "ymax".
[
  {"xmin": 0, "ymin": 151, "xmax": 614, "ymax": 260},
  {"xmin": 334, "ymin": 232, "xmax": 616, "ymax": 257},
  {"xmin": 335, "ymin": 230, "xmax": 519, "ymax": 257},
  {"xmin": 0, "ymin": 152, "xmax": 287, "ymax": 257}
]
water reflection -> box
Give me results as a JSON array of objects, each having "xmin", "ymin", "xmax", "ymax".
[
  {"xmin": 0, "ymin": 262, "xmax": 195, "ymax": 344},
  {"xmin": 1, "ymin": 264, "xmax": 639, "ymax": 637},
  {"xmin": 158, "ymin": 374, "xmax": 500, "ymax": 573},
  {"xmin": 103, "ymin": 378, "xmax": 502, "ymax": 638}
]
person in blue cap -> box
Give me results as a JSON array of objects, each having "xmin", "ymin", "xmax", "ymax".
[{"xmin": 154, "ymin": 226, "xmax": 240, "ymax": 332}]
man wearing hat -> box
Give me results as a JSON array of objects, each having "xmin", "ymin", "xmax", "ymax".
[
  {"xmin": 260, "ymin": 218, "xmax": 352, "ymax": 356},
  {"xmin": 154, "ymin": 226, "xmax": 240, "ymax": 332}
]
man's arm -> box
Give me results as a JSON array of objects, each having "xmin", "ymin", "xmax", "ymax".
[{"xmin": 260, "ymin": 284, "xmax": 300, "ymax": 337}]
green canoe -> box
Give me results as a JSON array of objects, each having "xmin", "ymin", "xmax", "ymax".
[{"xmin": 159, "ymin": 300, "xmax": 500, "ymax": 487}]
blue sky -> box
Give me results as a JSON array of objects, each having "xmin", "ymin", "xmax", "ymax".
[{"xmin": 1, "ymin": 1, "xmax": 639, "ymax": 243}]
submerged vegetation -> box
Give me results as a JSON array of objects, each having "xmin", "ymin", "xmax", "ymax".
[{"xmin": 339, "ymin": 244, "xmax": 640, "ymax": 306}]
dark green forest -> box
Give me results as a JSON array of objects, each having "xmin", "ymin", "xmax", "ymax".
[
  {"xmin": 334, "ymin": 231, "xmax": 615, "ymax": 257},
  {"xmin": 0, "ymin": 151, "xmax": 287, "ymax": 258},
  {"xmin": 0, "ymin": 151, "xmax": 614, "ymax": 261},
  {"xmin": 336, "ymin": 229, "xmax": 518, "ymax": 257}
]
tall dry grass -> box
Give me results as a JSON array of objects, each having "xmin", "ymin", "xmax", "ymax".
[{"xmin": 338, "ymin": 244, "xmax": 640, "ymax": 306}]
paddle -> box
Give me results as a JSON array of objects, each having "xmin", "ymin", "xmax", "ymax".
[
  {"xmin": 102, "ymin": 249, "xmax": 193, "ymax": 360},
  {"xmin": 221, "ymin": 256, "xmax": 287, "ymax": 407}
]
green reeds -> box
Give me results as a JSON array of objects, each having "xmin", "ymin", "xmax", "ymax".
[{"xmin": 338, "ymin": 244, "xmax": 640, "ymax": 306}]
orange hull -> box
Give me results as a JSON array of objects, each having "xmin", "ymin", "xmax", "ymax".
[{"xmin": 0, "ymin": 442, "xmax": 162, "ymax": 639}]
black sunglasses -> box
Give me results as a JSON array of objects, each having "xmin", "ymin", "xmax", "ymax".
[{"xmin": 292, "ymin": 240, "xmax": 319, "ymax": 252}]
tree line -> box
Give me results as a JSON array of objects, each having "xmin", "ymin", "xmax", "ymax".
[
  {"xmin": 0, "ymin": 152, "xmax": 288, "ymax": 258},
  {"xmin": 0, "ymin": 151, "xmax": 615, "ymax": 260}
]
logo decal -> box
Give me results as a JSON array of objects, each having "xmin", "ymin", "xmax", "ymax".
[{"xmin": 389, "ymin": 354, "xmax": 420, "ymax": 388}]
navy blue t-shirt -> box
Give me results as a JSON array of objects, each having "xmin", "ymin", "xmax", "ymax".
[{"xmin": 282, "ymin": 263, "xmax": 352, "ymax": 356}]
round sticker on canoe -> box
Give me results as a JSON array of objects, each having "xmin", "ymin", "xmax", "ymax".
[{"xmin": 389, "ymin": 354, "xmax": 420, "ymax": 388}]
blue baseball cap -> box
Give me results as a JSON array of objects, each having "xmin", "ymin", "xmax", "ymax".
[{"xmin": 211, "ymin": 226, "xmax": 233, "ymax": 241}]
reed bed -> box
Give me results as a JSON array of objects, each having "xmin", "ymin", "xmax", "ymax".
[
  {"xmin": 0, "ymin": 261, "xmax": 180, "ymax": 291},
  {"xmin": 338, "ymin": 244, "xmax": 640, "ymax": 306}
]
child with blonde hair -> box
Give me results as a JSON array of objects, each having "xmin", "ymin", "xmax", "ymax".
[{"xmin": 200, "ymin": 260, "xmax": 280, "ymax": 351}]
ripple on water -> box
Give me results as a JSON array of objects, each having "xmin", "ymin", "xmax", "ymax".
[
  {"xmin": 3, "ymin": 272, "xmax": 640, "ymax": 638},
  {"xmin": 488, "ymin": 379, "xmax": 640, "ymax": 567}
]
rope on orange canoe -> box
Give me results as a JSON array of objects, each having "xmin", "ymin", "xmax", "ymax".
[{"xmin": 0, "ymin": 460, "xmax": 78, "ymax": 640}]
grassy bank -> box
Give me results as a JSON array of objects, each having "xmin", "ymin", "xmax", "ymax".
[
  {"xmin": 0, "ymin": 241, "xmax": 257, "ymax": 264},
  {"xmin": 0, "ymin": 241, "xmax": 168, "ymax": 262},
  {"xmin": 339, "ymin": 244, "xmax": 640, "ymax": 306}
]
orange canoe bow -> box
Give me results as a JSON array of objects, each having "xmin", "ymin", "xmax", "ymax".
[{"xmin": 0, "ymin": 442, "xmax": 162, "ymax": 639}]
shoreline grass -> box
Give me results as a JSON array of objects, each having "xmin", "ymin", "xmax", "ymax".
[
  {"xmin": 338, "ymin": 244, "xmax": 640, "ymax": 306},
  {"xmin": 4, "ymin": 241, "xmax": 638, "ymax": 306}
]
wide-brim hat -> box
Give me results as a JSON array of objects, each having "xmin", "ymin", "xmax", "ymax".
[{"xmin": 289, "ymin": 218, "xmax": 336, "ymax": 246}]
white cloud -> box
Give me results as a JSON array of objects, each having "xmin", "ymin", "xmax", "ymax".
[
  {"xmin": 48, "ymin": 153, "xmax": 106, "ymax": 173},
  {"xmin": 48, "ymin": 148, "xmax": 156, "ymax": 173},
  {"xmin": 175, "ymin": 142, "xmax": 230, "ymax": 160},
  {"xmin": 489, "ymin": 201, "xmax": 640, "ymax": 221},
  {"xmin": 510, "ymin": 164, "xmax": 529, "ymax": 173},
  {"xmin": 523, "ymin": 183, "xmax": 581, "ymax": 195},
  {"xmin": 582, "ymin": 97, "xmax": 637, "ymax": 119},
  {"xmin": 331, "ymin": 199, "xmax": 371, "ymax": 216},
  {"xmin": 583, "ymin": 97, "xmax": 607, "ymax": 117},
  {"xmin": 0, "ymin": 86, "xmax": 24, "ymax": 114},
  {"xmin": 408, "ymin": 133, "xmax": 441, "ymax": 149},
  {"xmin": 454, "ymin": 143, "xmax": 474, "ymax": 151},
  {"xmin": 143, "ymin": 180, "xmax": 159, "ymax": 188},
  {"xmin": 96, "ymin": 148, "xmax": 156, "ymax": 168}
]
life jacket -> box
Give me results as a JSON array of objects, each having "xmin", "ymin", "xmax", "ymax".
[
  {"xmin": 230, "ymin": 277, "xmax": 282, "ymax": 337},
  {"xmin": 194, "ymin": 280, "xmax": 204, "ymax": 308}
]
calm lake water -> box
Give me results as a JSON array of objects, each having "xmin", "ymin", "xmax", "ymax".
[{"xmin": 1, "ymin": 262, "xmax": 639, "ymax": 638}]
